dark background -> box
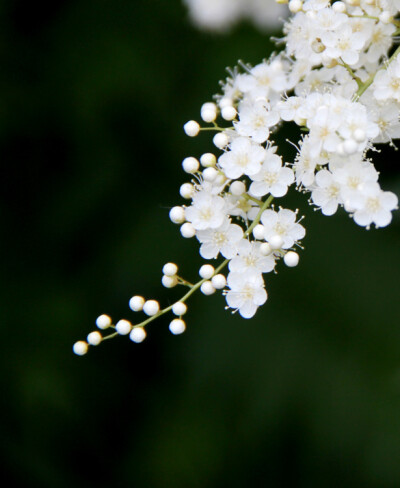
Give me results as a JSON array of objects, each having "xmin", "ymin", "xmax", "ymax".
[{"xmin": 1, "ymin": 1, "xmax": 400, "ymax": 487}]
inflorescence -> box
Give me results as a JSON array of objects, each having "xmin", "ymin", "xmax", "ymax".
[{"xmin": 73, "ymin": 0, "xmax": 399, "ymax": 355}]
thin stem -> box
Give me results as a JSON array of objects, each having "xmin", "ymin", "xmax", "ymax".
[
  {"xmin": 101, "ymin": 331, "xmax": 118, "ymax": 341},
  {"xmin": 99, "ymin": 194, "xmax": 275, "ymax": 345},
  {"xmin": 129, "ymin": 194, "xmax": 274, "ymax": 331},
  {"xmin": 245, "ymin": 194, "xmax": 274, "ymax": 237},
  {"xmin": 349, "ymin": 14, "xmax": 379, "ymax": 21},
  {"xmin": 354, "ymin": 44, "xmax": 400, "ymax": 100},
  {"xmin": 199, "ymin": 126, "xmax": 232, "ymax": 132},
  {"xmin": 131, "ymin": 258, "xmax": 230, "ymax": 330},
  {"xmin": 244, "ymin": 194, "xmax": 264, "ymax": 206},
  {"xmin": 340, "ymin": 60, "xmax": 362, "ymax": 88},
  {"xmin": 177, "ymin": 276, "xmax": 194, "ymax": 287}
]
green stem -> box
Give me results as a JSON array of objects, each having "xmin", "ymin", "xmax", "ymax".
[
  {"xmin": 354, "ymin": 44, "xmax": 400, "ymax": 100},
  {"xmin": 102, "ymin": 194, "xmax": 275, "ymax": 341},
  {"xmin": 199, "ymin": 126, "xmax": 232, "ymax": 132},
  {"xmin": 244, "ymin": 194, "xmax": 264, "ymax": 206},
  {"xmin": 244, "ymin": 194, "xmax": 274, "ymax": 237},
  {"xmin": 340, "ymin": 60, "xmax": 362, "ymax": 88},
  {"xmin": 349, "ymin": 14, "xmax": 379, "ymax": 21}
]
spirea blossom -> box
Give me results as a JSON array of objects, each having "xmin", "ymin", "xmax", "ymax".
[
  {"xmin": 75, "ymin": 0, "xmax": 399, "ymax": 355},
  {"xmin": 184, "ymin": 0, "xmax": 287, "ymax": 32}
]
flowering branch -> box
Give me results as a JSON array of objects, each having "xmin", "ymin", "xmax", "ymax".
[{"xmin": 73, "ymin": 0, "xmax": 400, "ymax": 356}]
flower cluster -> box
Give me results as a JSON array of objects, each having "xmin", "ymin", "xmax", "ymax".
[
  {"xmin": 74, "ymin": 0, "xmax": 399, "ymax": 355},
  {"xmin": 183, "ymin": 0, "xmax": 287, "ymax": 32}
]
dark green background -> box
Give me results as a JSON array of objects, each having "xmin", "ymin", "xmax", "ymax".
[{"xmin": 1, "ymin": 1, "xmax": 400, "ymax": 486}]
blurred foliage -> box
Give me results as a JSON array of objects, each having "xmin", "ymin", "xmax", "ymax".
[{"xmin": 0, "ymin": 1, "xmax": 400, "ymax": 487}]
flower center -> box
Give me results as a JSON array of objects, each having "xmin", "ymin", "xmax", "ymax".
[
  {"xmin": 366, "ymin": 197, "xmax": 380, "ymax": 213},
  {"xmin": 213, "ymin": 232, "xmax": 227, "ymax": 246}
]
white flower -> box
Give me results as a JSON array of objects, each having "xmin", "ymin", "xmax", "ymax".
[
  {"xmin": 236, "ymin": 59, "xmax": 288, "ymax": 100},
  {"xmin": 293, "ymin": 136, "xmax": 325, "ymax": 188},
  {"xmin": 229, "ymin": 239, "xmax": 275, "ymax": 275},
  {"xmin": 373, "ymin": 57, "xmax": 400, "ymax": 103},
  {"xmin": 330, "ymin": 157, "xmax": 379, "ymax": 212},
  {"xmin": 322, "ymin": 23, "xmax": 366, "ymax": 66},
  {"xmin": 351, "ymin": 182, "xmax": 398, "ymax": 228},
  {"xmin": 234, "ymin": 100, "xmax": 280, "ymax": 144},
  {"xmin": 277, "ymin": 96, "xmax": 305, "ymax": 122},
  {"xmin": 218, "ymin": 136, "xmax": 266, "ymax": 179},
  {"xmin": 364, "ymin": 21, "xmax": 395, "ymax": 63},
  {"xmin": 249, "ymin": 147, "xmax": 294, "ymax": 198},
  {"xmin": 261, "ymin": 208, "xmax": 306, "ymax": 248},
  {"xmin": 225, "ymin": 271, "xmax": 267, "ymax": 318},
  {"xmin": 307, "ymin": 105, "xmax": 342, "ymax": 157},
  {"xmin": 336, "ymin": 101, "xmax": 379, "ymax": 147},
  {"xmin": 224, "ymin": 193, "xmax": 259, "ymax": 220},
  {"xmin": 366, "ymin": 100, "xmax": 400, "ymax": 143},
  {"xmin": 196, "ymin": 219, "xmax": 244, "ymax": 259},
  {"xmin": 311, "ymin": 169, "xmax": 342, "ymax": 215},
  {"xmin": 185, "ymin": 190, "xmax": 227, "ymax": 230}
]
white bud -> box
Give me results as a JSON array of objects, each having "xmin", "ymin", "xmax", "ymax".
[
  {"xmin": 180, "ymin": 183, "xmax": 194, "ymax": 199},
  {"xmin": 116, "ymin": 319, "xmax": 132, "ymax": 335},
  {"xmin": 269, "ymin": 235, "xmax": 284, "ymax": 250},
  {"xmin": 201, "ymin": 102, "xmax": 217, "ymax": 113},
  {"xmin": 219, "ymin": 97, "xmax": 233, "ymax": 109},
  {"xmin": 200, "ymin": 281, "xmax": 216, "ymax": 295},
  {"xmin": 343, "ymin": 138, "xmax": 358, "ymax": 155},
  {"xmin": 294, "ymin": 116, "xmax": 307, "ymax": 127},
  {"xmin": 353, "ymin": 129, "xmax": 366, "ymax": 143},
  {"xmin": 288, "ymin": 0, "xmax": 303, "ymax": 13},
  {"xmin": 213, "ymin": 132, "xmax": 229, "ymax": 149},
  {"xmin": 199, "ymin": 264, "xmax": 215, "ymax": 279},
  {"xmin": 172, "ymin": 301, "xmax": 187, "ymax": 316},
  {"xmin": 230, "ymin": 181, "xmax": 246, "ymax": 196},
  {"xmin": 163, "ymin": 262, "xmax": 178, "ymax": 276},
  {"xmin": 200, "ymin": 153, "xmax": 216, "ymax": 167},
  {"xmin": 143, "ymin": 300, "xmax": 160, "ymax": 316},
  {"xmin": 221, "ymin": 106, "xmax": 237, "ymax": 121},
  {"xmin": 130, "ymin": 327, "xmax": 146, "ymax": 343},
  {"xmin": 260, "ymin": 243, "xmax": 272, "ymax": 256},
  {"xmin": 73, "ymin": 341, "xmax": 88, "ymax": 356},
  {"xmin": 214, "ymin": 174, "xmax": 227, "ymax": 186},
  {"xmin": 180, "ymin": 222, "xmax": 196, "ymax": 238},
  {"xmin": 253, "ymin": 224, "xmax": 265, "ymax": 240},
  {"xmin": 184, "ymin": 120, "xmax": 200, "ymax": 137},
  {"xmin": 162, "ymin": 275, "xmax": 178, "ymax": 288},
  {"xmin": 182, "ymin": 157, "xmax": 200, "ymax": 174},
  {"xmin": 201, "ymin": 110, "xmax": 216, "ymax": 123},
  {"xmin": 169, "ymin": 318, "xmax": 186, "ymax": 335},
  {"xmin": 311, "ymin": 38, "xmax": 325, "ymax": 54},
  {"xmin": 201, "ymin": 102, "xmax": 217, "ymax": 123},
  {"xmin": 332, "ymin": 1, "xmax": 346, "ymax": 13},
  {"xmin": 203, "ymin": 167, "xmax": 218, "ymax": 182},
  {"xmin": 169, "ymin": 206, "xmax": 186, "ymax": 224},
  {"xmin": 211, "ymin": 274, "xmax": 226, "ymax": 289},
  {"xmin": 129, "ymin": 295, "xmax": 145, "ymax": 312},
  {"xmin": 87, "ymin": 331, "xmax": 102, "ymax": 346},
  {"xmin": 96, "ymin": 314, "xmax": 112, "ymax": 329},
  {"xmin": 284, "ymin": 251, "xmax": 299, "ymax": 267}
]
